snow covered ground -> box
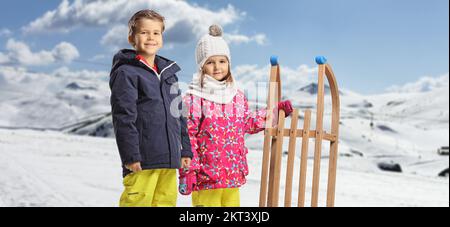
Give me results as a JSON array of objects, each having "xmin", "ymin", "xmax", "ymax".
[{"xmin": 0, "ymin": 128, "xmax": 447, "ymax": 207}]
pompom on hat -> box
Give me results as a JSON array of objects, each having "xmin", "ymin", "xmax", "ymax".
[{"xmin": 195, "ymin": 24, "xmax": 231, "ymax": 71}]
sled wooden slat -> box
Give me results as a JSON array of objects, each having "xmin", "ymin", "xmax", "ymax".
[
  {"xmin": 267, "ymin": 64, "xmax": 281, "ymax": 207},
  {"xmin": 260, "ymin": 64, "xmax": 281, "ymax": 207},
  {"xmin": 325, "ymin": 64, "xmax": 340, "ymax": 207},
  {"xmin": 267, "ymin": 137, "xmax": 278, "ymax": 207},
  {"xmin": 298, "ymin": 110, "xmax": 311, "ymax": 207},
  {"xmin": 269, "ymin": 110, "xmax": 286, "ymax": 207},
  {"xmin": 311, "ymin": 64, "xmax": 326, "ymax": 207},
  {"xmin": 284, "ymin": 109, "xmax": 299, "ymax": 207},
  {"xmin": 259, "ymin": 131, "xmax": 272, "ymax": 207}
]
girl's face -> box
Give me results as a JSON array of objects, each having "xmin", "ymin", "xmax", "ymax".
[{"xmin": 203, "ymin": 56, "xmax": 229, "ymax": 81}]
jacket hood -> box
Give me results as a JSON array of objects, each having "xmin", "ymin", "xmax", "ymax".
[{"xmin": 110, "ymin": 49, "xmax": 180, "ymax": 76}]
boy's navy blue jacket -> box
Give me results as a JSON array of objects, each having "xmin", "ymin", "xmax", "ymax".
[{"xmin": 109, "ymin": 49, "xmax": 193, "ymax": 177}]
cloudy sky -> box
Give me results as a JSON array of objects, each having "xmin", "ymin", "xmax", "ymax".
[{"xmin": 0, "ymin": 0, "xmax": 448, "ymax": 94}]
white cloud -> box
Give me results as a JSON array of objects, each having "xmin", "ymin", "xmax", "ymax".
[
  {"xmin": 386, "ymin": 73, "xmax": 449, "ymax": 93},
  {"xmin": 52, "ymin": 42, "xmax": 80, "ymax": 63},
  {"xmin": 0, "ymin": 39, "xmax": 79, "ymax": 66},
  {"xmin": 0, "ymin": 66, "xmax": 50, "ymax": 92},
  {"xmin": 225, "ymin": 33, "xmax": 267, "ymax": 45},
  {"xmin": 0, "ymin": 67, "xmax": 8, "ymax": 87},
  {"xmin": 100, "ymin": 25, "xmax": 128, "ymax": 50},
  {"xmin": 52, "ymin": 66, "xmax": 108, "ymax": 80},
  {"xmin": 0, "ymin": 28, "xmax": 12, "ymax": 37},
  {"xmin": 0, "ymin": 65, "xmax": 108, "ymax": 97},
  {"xmin": 0, "ymin": 52, "xmax": 9, "ymax": 64},
  {"xmin": 0, "ymin": 65, "xmax": 107, "ymax": 83},
  {"xmin": 23, "ymin": 0, "xmax": 266, "ymax": 49},
  {"xmin": 89, "ymin": 54, "xmax": 107, "ymax": 61},
  {"xmin": 5, "ymin": 39, "xmax": 55, "ymax": 66}
]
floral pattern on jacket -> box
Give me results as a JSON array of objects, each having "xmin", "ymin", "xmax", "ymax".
[{"xmin": 180, "ymin": 90, "xmax": 267, "ymax": 191}]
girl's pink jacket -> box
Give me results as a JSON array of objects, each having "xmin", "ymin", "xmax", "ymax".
[{"xmin": 181, "ymin": 90, "xmax": 268, "ymax": 191}]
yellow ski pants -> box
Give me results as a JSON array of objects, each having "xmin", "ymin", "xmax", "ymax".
[
  {"xmin": 192, "ymin": 188, "xmax": 240, "ymax": 207},
  {"xmin": 119, "ymin": 169, "xmax": 177, "ymax": 207}
]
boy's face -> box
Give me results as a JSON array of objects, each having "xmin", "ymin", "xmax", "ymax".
[
  {"xmin": 129, "ymin": 18, "xmax": 163, "ymax": 59},
  {"xmin": 203, "ymin": 55, "xmax": 230, "ymax": 81}
]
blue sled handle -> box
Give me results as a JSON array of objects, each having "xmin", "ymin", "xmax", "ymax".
[
  {"xmin": 315, "ymin": 56, "xmax": 327, "ymax": 65},
  {"xmin": 270, "ymin": 56, "xmax": 278, "ymax": 66}
]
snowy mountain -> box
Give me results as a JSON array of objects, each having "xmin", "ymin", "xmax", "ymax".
[
  {"xmin": 62, "ymin": 113, "xmax": 113, "ymax": 138},
  {"xmin": 0, "ymin": 66, "xmax": 111, "ymax": 129},
  {"xmin": 298, "ymin": 82, "xmax": 332, "ymax": 95}
]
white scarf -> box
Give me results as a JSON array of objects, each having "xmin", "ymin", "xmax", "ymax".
[{"xmin": 186, "ymin": 73, "xmax": 237, "ymax": 104}]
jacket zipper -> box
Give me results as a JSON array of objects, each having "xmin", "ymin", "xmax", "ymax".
[
  {"xmin": 138, "ymin": 59, "xmax": 177, "ymax": 166},
  {"xmin": 138, "ymin": 59, "xmax": 176, "ymax": 80}
]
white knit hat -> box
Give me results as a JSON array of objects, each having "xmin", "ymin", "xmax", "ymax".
[{"xmin": 195, "ymin": 25, "xmax": 231, "ymax": 71}]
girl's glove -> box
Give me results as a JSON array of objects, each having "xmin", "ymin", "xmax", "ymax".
[
  {"xmin": 270, "ymin": 100, "xmax": 294, "ymax": 127},
  {"xmin": 179, "ymin": 169, "xmax": 196, "ymax": 195},
  {"xmin": 277, "ymin": 100, "xmax": 293, "ymax": 117}
]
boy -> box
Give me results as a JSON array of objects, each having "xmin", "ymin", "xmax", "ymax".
[{"xmin": 109, "ymin": 9, "xmax": 192, "ymax": 207}]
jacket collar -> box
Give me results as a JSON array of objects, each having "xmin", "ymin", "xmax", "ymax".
[{"xmin": 111, "ymin": 49, "xmax": 180, "ymax": 80}]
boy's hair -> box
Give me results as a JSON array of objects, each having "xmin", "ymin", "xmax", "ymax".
[{"xmin": 128, "ymin": 9, "xmax": 165, "ymax": 37}]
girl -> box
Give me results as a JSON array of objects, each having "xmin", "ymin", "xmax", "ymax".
[{"xmin": 179, "ymin": 25, "xmax": 293, "ymax": 207}]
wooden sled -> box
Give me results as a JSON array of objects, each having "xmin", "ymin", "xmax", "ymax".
[{"xmin": 259, "ymin": 56, "xmax": 340, "ymax": 207}]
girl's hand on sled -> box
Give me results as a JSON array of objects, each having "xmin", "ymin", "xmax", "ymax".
[
  {"xmin": 278, "ymin": 100, "xmax": 293, "ymax": 117},
  {"xmin": 125, "ymin": 162, "xmax": 142, "ymax": 173},
  {"xmin": 270, "ymin": 100, "xmax": 294, "ymax": 127},
  {"xmin": 181, "ymin": 157, "xmax": 192, "ymax": 169}
]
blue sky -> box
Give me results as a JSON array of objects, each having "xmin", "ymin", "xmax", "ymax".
[{"xmin": 0, "ymin": 0, "xmax": 448, "ymax": 94}]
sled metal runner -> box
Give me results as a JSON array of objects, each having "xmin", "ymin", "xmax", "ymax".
[{"xmin": 259, "ymin": 56, "xmax": 340, "ymax": 207}]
